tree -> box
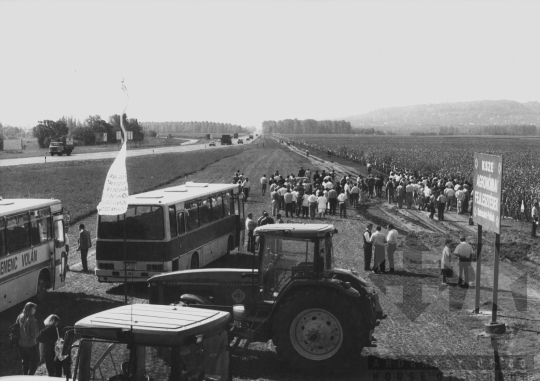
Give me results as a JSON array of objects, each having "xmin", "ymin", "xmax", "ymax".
[
  {"xmin": 85, "ymin": 115, "xmax": 115, "ymax": 143},
  {"xmin": 32, "ymin": 119, "xmax": 69, "ymax": 148},
  {"xmin": 109, "ymin": 114, "xmax": 145, "ymax": 142}
]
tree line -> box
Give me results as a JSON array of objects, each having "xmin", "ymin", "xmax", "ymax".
[
  {"xmin": 32, "ymin": 114, "xmax": 144, "ymax": 148},
  {"xmin": 142, "ymin": 121, "xmax": 250, "ymax": 134},
  {"xmin": 262, "ymin": 119, "xmax": 352, "ymax": 135}
]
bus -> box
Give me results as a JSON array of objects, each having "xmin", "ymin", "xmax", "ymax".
[
  {"xmin": 95, "ymin": 182, "xmax": 245, "ymax": 283},
  {"xmin": 0, "ymin": 198, "xmax": 68, "ymax": 313}
]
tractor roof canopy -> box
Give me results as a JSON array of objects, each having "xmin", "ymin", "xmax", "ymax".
[
  {"xmin": 74, "ymin": 304, "xmax": 230, "ymax": 346},
  {"xmin": 254, "ymin": 223, "xmax": 336, "ymax": 238}
]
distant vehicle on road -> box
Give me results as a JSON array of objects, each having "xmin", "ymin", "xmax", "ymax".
[
  {"xmin": 233, "ymin": 132, "xmax": 239, "ymax": 139},
  {"xmin": 249, "ymin": 134, "xmax": 254, "ymax": 139},
  {"xmin": 209, "ymin": 141, "xmax": 216, "ymax": 146},
  {"xmin": 49, "ymin": 138, "xmax": 74, "ymax": 156},
  {"xmin": 220, "ymin": 135, "xmax": 232, "ymax": 145},
  {"xmin": 238, "ymin": 139, "xmax": 243, "ymax": 144}
]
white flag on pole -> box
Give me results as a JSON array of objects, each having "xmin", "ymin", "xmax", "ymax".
[
  {"xmin": 97, "ymin": 80, "xmax": 130, "ymax": 216},
  {"xmin": 97, "ymin": 142, "xmax": 128, "ymax": 215}
]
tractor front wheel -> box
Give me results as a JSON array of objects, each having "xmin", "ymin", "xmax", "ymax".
[{"xmin": 272, "ymin": 288, "xmax": 364, "ymax": 372}]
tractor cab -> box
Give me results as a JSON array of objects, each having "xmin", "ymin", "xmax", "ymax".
[
  {"xmin": 64, "ymin": 305, "xmax": 231, "ymax": 381},
  {"xmin": 255, "ymin": 224, "xmax": 336, "ymax": 300}
]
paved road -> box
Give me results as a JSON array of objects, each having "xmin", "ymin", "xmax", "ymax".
[{"xmin": 0, "ymin": 138, "xmax": 254, "ymax": 167}]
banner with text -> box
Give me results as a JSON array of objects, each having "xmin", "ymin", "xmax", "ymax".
[
  {"xmin": 97, "ymin": 142, "xmax": 129, "ymax": 215},
  {"xmin": 473, "ymin": 153, "xmax": 502, "ymax": 234}
]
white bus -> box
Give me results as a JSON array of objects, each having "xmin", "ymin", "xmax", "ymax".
[
  {"xmin": 0, "ymin": 198, "xmax": 68, "ymax": 312},
  {"xmin": 95, "ymin": 182, "xmax": 245, "ymax": 283}
]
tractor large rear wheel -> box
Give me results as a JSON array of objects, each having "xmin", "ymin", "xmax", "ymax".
[{"xmin": 272, "ymin": 288, "xmax": 364, "ymax": 373}]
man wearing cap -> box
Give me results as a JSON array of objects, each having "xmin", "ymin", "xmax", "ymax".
[
  {"xmin": 363, "ymin": 224, "xmax": 374, "ymax": 271},
  {"xmin": 454, "ymin": 236, "xmax": 473, "ymax": 287},
  {"xmin": 532, "ymin": 201, "xmax": 539, "ymax": 237}
]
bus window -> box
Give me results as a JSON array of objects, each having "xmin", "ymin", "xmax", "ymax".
[
  {"xmin": 212, "ymin": 194, "xmax": 223, "ymax": 221},
  {"xmin": 169, "ymin": 206, "xmax": 177, "ymax": 238},
  {"xmin": 223, "ymin": 193, "xmax": 232, "ymax": 216},
  {"xmin": 6, "ymin": 213, "xmax": 31, "ymax": 253},
  {"xmin": 30, "ymin": 208, "xmax": 52, "ymax": 245},
  {"xmin": 185, "ymin": 202, "xmax": 199, "ymax": 231},
  {"xmin": 54, "ymin": 219, "xmax": 65, "ymax": 248},
  {"xmin": 0, "ymin": 218, "xmax": 6, "ymax": 258},
  {"xmin": 177, "ymin": 212, "xmax": 186, "ymax": 235},
  {"xmin": 199, "ymin": 198, "xmax": 212, "ymax": 227},
  {"xmin": 98, "ymin": 206, "xmax": 165, "ymax": 240}
]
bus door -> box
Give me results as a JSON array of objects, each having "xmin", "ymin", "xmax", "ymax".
[{"xmin": 52, "ymin": 215, "xmax": 67, "ymax": 289}]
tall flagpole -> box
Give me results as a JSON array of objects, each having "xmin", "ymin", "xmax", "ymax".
[{"xmin": 97, "ymin": 80, "xmax": 130, "ymax": 304}]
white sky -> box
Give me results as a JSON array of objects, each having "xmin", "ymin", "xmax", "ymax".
[{"xmin": 1, "ymin": 0, "xmax": 539, "ymax": 129}]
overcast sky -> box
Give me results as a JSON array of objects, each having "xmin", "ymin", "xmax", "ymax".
[{"xmin": 1, "ymin": 0, "xmax": 539, "ymax": 129}]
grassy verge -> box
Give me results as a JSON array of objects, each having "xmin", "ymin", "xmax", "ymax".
[{"xmin": 0, "ymin": 145, "xmax": 250, "ymax": 224}]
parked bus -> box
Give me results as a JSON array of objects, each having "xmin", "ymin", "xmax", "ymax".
[
  {"xmin": 95, "ymin": 182, "xmax": 245, "ymax": 283},
  {"xmin": 0, "ymin": 198, "xmax": 68, "ymax": 312}
]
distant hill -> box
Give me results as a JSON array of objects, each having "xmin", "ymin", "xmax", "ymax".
[{"xmin": 343, "ymin": 100, "xmax": 540, "ymax": 132}]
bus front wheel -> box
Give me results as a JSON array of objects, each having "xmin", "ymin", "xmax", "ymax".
[{"xmin": 190, "ymin": 253, "xmax": 199, "ymax": 269}]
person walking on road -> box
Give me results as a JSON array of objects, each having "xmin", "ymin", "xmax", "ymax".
[
  {"xmin": 38, "ymin": 314, "xmax": 66, "ymax": 377},
  {"xmin": 242, "ymin": 178, "xmax": 251, "ymax": 201},
  {"xmin": 260, "ymin": 175, "xmax": 268, "ymax": 196},
  {"xmin": 76, "ymin": 224, "xmax": 92, "ymax": 272},
  {"xmin": 532, "ymin": 201, "xmax": 539, "ymax": 237},
  {"xmin": 386, "ymin": 224, "xmax": 398, "ymax": 272},
  {"xmin": 363, "ymin": 224, "xmax": 373, "ymax": 271},
  {"xmin": 16, "ymin": 302, "xmax": 40, "ymax": 375},
  {"xmin": 454, "ymin": 236, "xmax": 473, "ymax": 288},
  {"xmin": 370, "ymin": 226, "xmax": 387, "ymax": 274}
]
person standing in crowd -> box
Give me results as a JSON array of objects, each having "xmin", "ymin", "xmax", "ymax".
[
  {"xmin": 532, "ymin": 201, "xmax": 539, "ymax": 237},
  {"xmin": 444, "ymin": 185, "xmax": 455, "ymax": 212},
  {"xmin": 260, "ymin": 175, "xmax": 268, "ymax": 196},
  {"xmin": 386, "ymin": 224, "xmax": 398, "ymax": 273},
  {"xmin": 298, "ymin": 166, "xmax": 305, "ymax": 178},
  {"xmin": 245, "ymin": 213, "xmax": 257, "ymax": 253},
  {"xmin": 429, "ymin": 190, "xmax": 437, "ymax": 219},
  {"xmin": 455, "ymin": 186, "xmax": 464, "ymax": 214},
  {"xmin": 338, "ymin": 190, "xmax": 347, "ymax": 218},
  {"xmin": 271, "ymin": 187, "xmax": 280, "ymax": 216},
  {"xmin": 301, "ymin": 191, "xmax": 310, "ymax": 218},
  {"xmin": 360, "ymin": 179, "xmax": 368, "ymax": 206},
  {"xmin": 367, "ymin": 163, "xmax": 372, "ymax": 174},
  {"xmin": 462, "ymin": 185, "xmax": 469, "ymax": 214},
  {"xmin": 242, "ymin": 177, "xmax": 251, "ymax": 201},
  {"xmin": 454, "ymin": 236, "xmax": 473, "ymax": 288},
  {"xmin": 405, "ymin": 181, "xmax": 414, "ymax": 209},
  {"xmin": 363, "ymin": 224, "xmax": 373, "ymax": 271},
  {"xmin": 396, "ymin": 182, "xmax": 404, "ymax": 208},
  {"xmin": 441, "ymin": 239, "xmax": 453, "ymax": 285},
  {"xmin": 76, "ymin": 224, "xmax": 92, "ymax": 272},
  {"xmin": 351, "ymin": 183, "xmax": 360, "ymax": 207},
  {"xmin": 308, "ymin": 192, "xmax": 318, "ymax": 220},
  {"xmin": 370, "ymin": 226, "xmax": 387, "ymax": 274},
  {"xmin": 375, "ymin": 176, "xmax": 384, "ymax": 198},
  {"xmin": 317, "ymin": 191, "xmax": 328, "ymax": 219},
  {"xmin": 16, "ymin": 302, "xmax": 40, "ymax": 375},
  {"xmin": 367, "ymin": 175, "xmax": 375, "ymax": 199},
  {"xmin": 328, "ymin": 187, "xmax": 338, "ymax": 215},
  {"xmin": 278, "ymin": 183, "xmax": 288, "ymax": 211},
  {"xmin": 284, "ymin": 188, "xmax": 294, "ymax": 217},
  {"xmin": 437, "ymin": 191, "xmax": 447, "ymax": 221},
  {"xmin": 423, "ymin": 183, "xmax": 432, "ymax": 211},
  {"xmin": 39, "ymin": 314, "xmax": 66, "ymax": 377},
  {"xmin": 386, "ymin": 177, "xmax": 395, "ymax": 204}
]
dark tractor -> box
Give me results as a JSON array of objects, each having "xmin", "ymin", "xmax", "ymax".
[{"xmin": 148, "ymin": 224, "xmax": 385, "ymax": 372}]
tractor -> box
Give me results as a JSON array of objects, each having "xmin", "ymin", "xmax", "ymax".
[{"xmin": 148, "ymin": 224, "xmax": 385, "ymax": 372}]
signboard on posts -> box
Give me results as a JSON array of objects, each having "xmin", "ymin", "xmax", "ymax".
[{"xmin": 473, "ymin": 153, "xmax": 502, "ymax": 233}]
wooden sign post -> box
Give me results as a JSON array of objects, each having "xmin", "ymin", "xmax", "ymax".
[{"xmin": 472, "ymin": 153, "xmax": 505, "ymax": 334}]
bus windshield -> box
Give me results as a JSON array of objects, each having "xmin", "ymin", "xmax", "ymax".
[{"xmin": 98, "ymin": 205, "xmax": 165, "ymax": 240}]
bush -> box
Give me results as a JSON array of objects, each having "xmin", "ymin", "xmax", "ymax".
[{"xmin": 148, "ymin": 130, "xmax": 158, "ymax": 138}]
